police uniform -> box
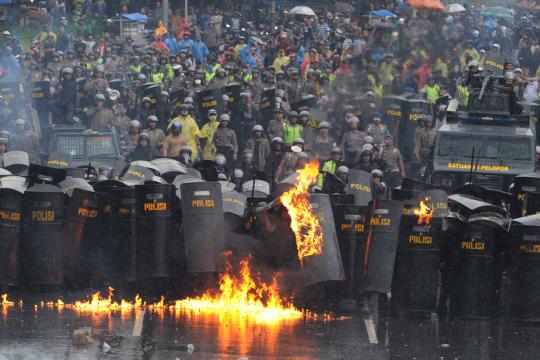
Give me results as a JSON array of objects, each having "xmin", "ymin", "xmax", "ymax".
[
  {"xmin": 143, "ymin": 128, "xmax": 165, "ymax": 157},
  {"xmin": 380, "ymin": 144, "xmax": 403, "ymax": 189},
  {"xmin": 341, "ymin": 130, "xmax": 366, "ymax": 164},
  {"xmin": 366, "ymin": 123, "xmax": 389, "ymax": 146},
  {"xmin": 212, "ymin": 127, "xmax": 238, "ymax": 162},
  {"xmin": 414, "ymin": 127, "xmax": 437, "ymax": 160},
  {"xmin": 267, "ymin": 118, "xmax": 285, "ymax": 139}
]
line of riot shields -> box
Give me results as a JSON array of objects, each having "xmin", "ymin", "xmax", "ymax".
[{"xmin": 2, "ymin": 148, "xmax": 540, "ymax": 322}]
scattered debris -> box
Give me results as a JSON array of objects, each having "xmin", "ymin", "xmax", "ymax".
[
  {"xmin": 187, "ymin": 344, "xmax": 195, "ymax": 353},
  {"xmin": 72, "ymin": 327, "xmax": 94, "ymax": 346},
  {"xmin": 103, "ymin": 341, "xmax": 111, "ymax": 353}
]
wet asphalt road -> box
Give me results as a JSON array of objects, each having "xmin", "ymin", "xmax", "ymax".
[{"xmin": 1, "ymin": 291, "xmax": 540, "ymax": 360}]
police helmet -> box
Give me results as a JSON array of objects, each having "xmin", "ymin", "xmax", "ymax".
[
  {"xmin": 180, "ymin": 145, "xmax": 192, "ymax": 154},
  {"xmin": 217, "ymin": 173, "xmax": 228, "ymax": 181},
  {"xmin": 422, "ymin": 115, "xmax": 433, "ymax": 122},
  {"xmin": 319, "ymin": 121, "xmax": 331, "ymax": 129},
  {"xmin": 219, "ymin": 114, "xmax": 230, "ymax": 122},
  {"xmin": 138, "ymin": 132, "xmax": 150, "ymax": 141},
  {"xmin": 300, "ymin": 110, "xmax": 310, "ymax": 117},
  {"xmin": 233, "ymin": 168, "xmax": 244, "ymax": 179},
  {"xmin": 130, "ymin": 120, "xmax": 141, "ymax": 128},
  {"xmin": 215, "ymin": 154, "xmax": 227, "ymax": 165},
  {"xmin": 363, "ymin": 136, "xmax": 374, "ymax": 144},
  {"xmin": 331, "ymin": 147, "xmax": 343, "ymax": 155},
  {"xmin": 297, "ymin": 152, "xmax": 309, "ymax": 160},
  {"xmin": 293, "ymin": 138, "xmax": 305, "ymax": 145},
  {"xmin": 147, "ymin": 115, "xmax": 158, "ymax": 122},
  {"xmin": 95, "ymin": 93, "xmax": 106, "ymax": 102},
  {"xmin": 372, "ymin": 169, "xmax": 383, "ymax": 177},
  {"xmin": 252, "ymin": 124, "xmax": 264, "ymax": 132},
  {"xmin": 271, "ymin": 137, "xmax": 283, "ymax": 144},
  {"xmin": 336, "ymin": 166, "xmax": 349, "ymax": 174}
]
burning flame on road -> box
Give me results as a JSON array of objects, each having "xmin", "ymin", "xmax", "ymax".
[
  {"xmin": 174, "ymin": 257, "xmax": 303, "ymax": 323},
  {"xmin": 280, "ymin": 161, "xmax": 323, "ymax": 263},
  {"xmin": 1, "ymin": 294, "xmax": 14, "ymax": 307},
  {"xmin": 413, "ymin": 197, "xmax": 434, "ymax": 225},
  {"xmin": 69, "ymin": 287, "xmax": 143, "ymax": 313}
]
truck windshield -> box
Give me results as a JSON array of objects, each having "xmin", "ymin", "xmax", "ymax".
[
  {"xmin": 56, "ymin": 134, "xmax": 117, "ymax": 160},
  {"xmin": 438, "ymin": 135, "xmax": 531, "ymax": 161},
  {"xmin": 468, "ymin": 93, "xmax": 508, "ymax": 113}
]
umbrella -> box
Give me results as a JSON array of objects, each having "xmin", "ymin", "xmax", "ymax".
[
  {"xmin": 408, "ymin": 0, "xmax": 445, "ymax": 11},
  {"xmin": 480, "ymin": 6, "xmax": 515, "ymax": 21},
  {"xmin": 289, "ymin": 6, "xmax": 316, "ymax": 17},
  {"xmin": 447, "ymin": 3, "xmax": 466, "ymax": 13},
  {"xmin": 370, "ymin": 9, "xmax": 398, "ymax": 17},
  {"xmin": 334, "ymin": 2, "xmax": 355, "ymax": 12}
]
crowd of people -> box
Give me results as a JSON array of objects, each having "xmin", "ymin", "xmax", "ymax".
[{"xmin": 0, "ymin": 0, "xmax": 536, "ymax": 196}]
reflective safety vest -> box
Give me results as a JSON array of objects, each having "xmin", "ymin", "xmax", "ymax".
[
  {"xmin": 456, "ymin": 84, "xmax": 469, "ymax": 106},
  {"xmin": 130, "ymin": 64, "xmax": 143, "ymax": 74},
  {"xmin": 317, "ymin": 160, "xmax": 337, "ymax": 186},
  {"xmin": 152, "ymin": 72, "xmax": 165, "ymax": 85},
  {"xmin": 425, "ymin": 84, "xmax": 440, "ymax": 104},
  {"xmin": 368, "ymin": 74, "xmax": 383, "ymax": 97},
  {"xmin": 283, "ymin": 122, "xmax": 303, "ymax": 146}
]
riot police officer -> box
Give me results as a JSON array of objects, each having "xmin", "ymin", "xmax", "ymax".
[
  {"xmin": 414, "ymin": 115, "xmax": 436, "ymax": 162},
  {"xmin": 380, "ymin": 135, "xmax": 405, "ymax": 190},
  {"xmin": 317, "ymin": 147, "xmax": 345, "ymax": 187}
]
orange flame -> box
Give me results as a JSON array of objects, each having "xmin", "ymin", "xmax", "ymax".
[
  {"xmin": 280, "ymin": 161, "xmax": 323, "ymax": 262},
  {"xmin": 1, "ymin": 294, "xmax": 14, "ymax": 307},
  {"xmin": 69, "ymin": 288, "xmax": 144, "ymax": 313},
  {"xmin": 174, "ymin": 257, "xmax": 303, "ymax": 323},
  {"xmin": 413, "ymin": 198, "xmax": 434, "ymax": 225}
]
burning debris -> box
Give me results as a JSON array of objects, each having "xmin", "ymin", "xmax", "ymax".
[
  {"xmin": 280, "ymin": 162, "xmax": 324, "ymax": 263},
  {"xmin": 413, "ymin": 197, "xmax": 434, "ymax": 226},
  {"xmin": 174, "ymin": 257, "xmax": 304, "ymax": 323}
]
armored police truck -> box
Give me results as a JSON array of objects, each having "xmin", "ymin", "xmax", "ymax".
[{"xmin": 431, "ymin": 76, "xmax": 536, "ymax": 191}]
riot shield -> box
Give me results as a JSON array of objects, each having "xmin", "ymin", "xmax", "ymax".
[
  {"xmin": 260, "ymin": 87, "xmax": 276, "ymax": 127},
  {"xmin": 401, "ymin": 99, "xmax": 430, "ymax": 162},
  {"xmin": 381, "ymin": 96, "xmax": 406, "ymax": 139},
  {"xmin": 0, "ymin": 81, "xmax": 21, "ymax": 101},
  {"xmin": 345, "ymin": 169, "xmax": 373, "ymax": 206},
  {"xmin": 223, "ymin": 83, "xmax": 241, "ymax": 119},
  {"xmin": 63, "ymin": 188, "xmax": 98, "ymax": 285},
  {"xmin": 241, "ymin": 179, "xmax": 271, "ymax": 200},
  {"xmin": 151, "ymin": 158, "xmax": 187, "ymax": 179},
  {"xmin": 121, "ymin": 165, "xmax": 156, "ymax": 185},
  {"xmin": 222, "ymin": 191, "xmax": 249, "ymax": 255},
  {"xmin": 291, "ymin": 95, "xmax": 316, "ymax": 112},
  {"xmin": 0, "ymin": 185, "xmax": 25, "ymax": 286},
  {"xmin": 196, "ymin": 87, "xmax": 224, "ymax": 120},
  {"xmin": 511, "ymin": 172, "xmax": 540, "ymax": 218},
  {"xmin": 58, "ymin": 178, "xmax": 93, "ymax": 198},
  {"xmin": 32, "ymin": 80, "xmax": 51, "ymax": 126},
  {"xmin": 136, "ymin": 184, "xmax": 176, "ymax": 278},
  {"xmin": 170, "ymin": 88, "xmax": 186, "ymax": 115},
  {"xmin": 21, "ymin": 184, "xmax": 65, "ymax": 285},
  {"xmin": 302, "ymin": 193, "xmax": 345, "ymax": 286},
  {"xmin": 392, "ymin": 189, "xmax": 448, "ymax": 312},
  {"xmin": 483, "ymin": 53, "xmax": 505, "ymax": 74},
  {"xmin": 110, "ymin": 187, "xmax": 137, "ymax": 281},
  {"xmin": 130, "ymin": 160, "xmax": 160, "ymax": 175},
  {"xmin": 361, "ymin": 200, "xmax": 403, "ymax": 293},
  {"xmin": 180, "ymin": 182, "xmax": 225, "ymax": 273},
  {"xmin": 47, "ymin": 151, "xmax": 72, "ymax": 169},
  {"xmin": 222, "ymin": 191, "xmax": 247, "ymax": 218},
  {"xmin": 511, "ymin": 215, "xmax": 540, "ymax": 321},
  {"xmin": 194, "ymin": 160, "xmax": 218, "ymax": 181},
  {"xmin": 333, "ymin": 204, "xmax": 371, "ymax": 297},
  {"xmin": 142, "ymin": 84, "xmax": 162, "ymax": 109},
  {"xmin": 3, "ymin": 151, "xmax": 29, "ymax": 176},
  {"xmin": 450, "ymin": 213, "xmax": 509, "ymax": 318}
]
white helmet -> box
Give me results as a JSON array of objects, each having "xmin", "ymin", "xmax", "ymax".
[{"xmin": 252, "ymin": 124, "xmax": 264, "ymax": 132}]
